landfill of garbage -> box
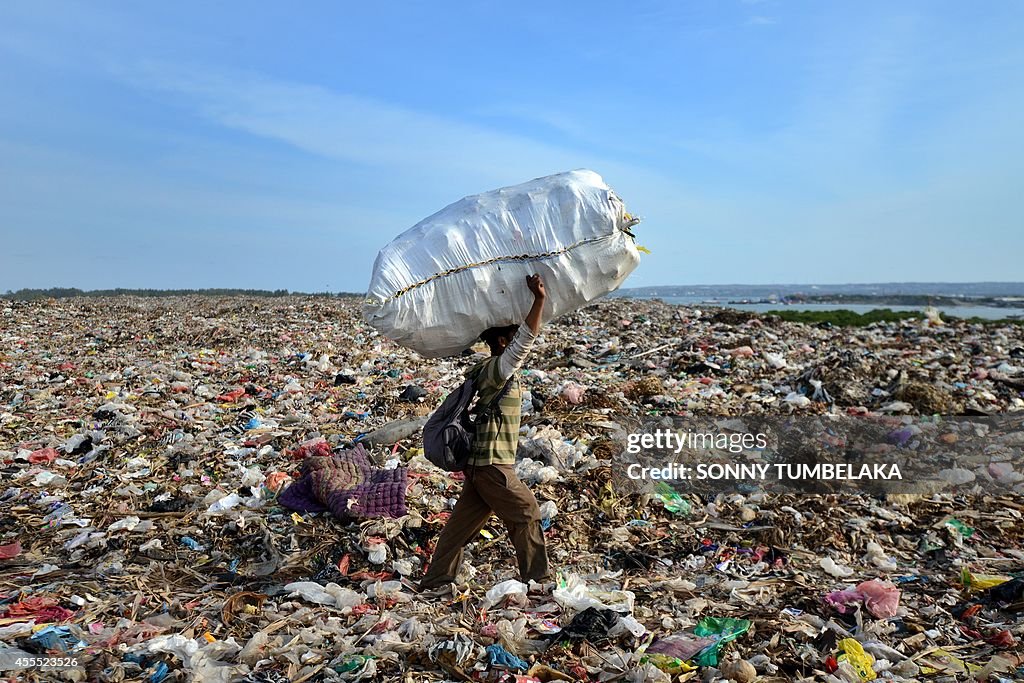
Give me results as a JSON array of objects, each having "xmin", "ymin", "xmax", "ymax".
[{"xmin": 2, "ymin": 295, "xmax": 1023, "ymax": 682}]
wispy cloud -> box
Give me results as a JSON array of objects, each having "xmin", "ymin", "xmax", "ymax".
[
  {"xmin": 115, "ymin": 62, "xmax": 595, "ymax": 189},
  {"xmin": 746, "ymin": 16, "xmax": 777, "ymax": 26},
  {"xmin": 108, "ymin": 59, "xmax": 728, "ymax": 240},
  {"xmin": 470, "ymin": 103, "xmax": 586, "ymax": 139}
]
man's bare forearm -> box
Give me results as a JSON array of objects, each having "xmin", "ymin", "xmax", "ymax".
[
  {"xmin": 525, "ymin": 273, "xmax": 546, "ymax": 334},
  {"xmin": 525, "ymin": 294, "xmax": 545, "ymax": 335}
]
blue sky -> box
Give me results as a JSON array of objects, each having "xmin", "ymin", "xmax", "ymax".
[{"xmin": 1, "ymin": 1, "xmax": 1022, "ymax": 292}]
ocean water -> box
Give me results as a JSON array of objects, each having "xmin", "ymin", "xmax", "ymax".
[{"xmin": 620, "ymin": 295, "xmax": 1024, "ymax": 321}]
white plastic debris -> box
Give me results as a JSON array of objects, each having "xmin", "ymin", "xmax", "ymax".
[
  {"xmin": 205, "ymin": 492, "xmax": 241, "ymax": 515},
  {"xmin": 939, "ymin": 467, "xmax": 976, "ymax": 485},
  {"xmin": 284, "ymin": 581, "xmax": 364, "ymax": 609},
  {"xmin": 863, "ymin": 542, "xmax": 898, "ymax": 571},
  {"xmin": 483, "ymin": 579, "xmax": 529, "ymax": 607},
  {"xmin": 107, "ymin": 516, "xmax": 142, "ymax": 532},
  {"xmin": 820, "ymin": 557, "xmax": 855, "ymax": 578},
  {"xmin": 553, "ymin": 573, "xmax": 635, "ymax": 614},
  {"xmin": 366, "ymin": 580, "xmax": 411, "ymax": 603},
  {"xmin": 784, "ymin": 392, "xmax": 811, "ymax": 408},
  {"xmin": 365, "ymin": 540, "xmax": 388, "ymax": 564}
]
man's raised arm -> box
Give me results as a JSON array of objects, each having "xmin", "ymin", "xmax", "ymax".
[{"xmin": 498, "ymin": 274, "xmax": 547, "ymax": 379}]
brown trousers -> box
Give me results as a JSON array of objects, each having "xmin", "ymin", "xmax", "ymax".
[{"xmin": 419, "ymin": 464, "xmax": 551, "ymax": 588}]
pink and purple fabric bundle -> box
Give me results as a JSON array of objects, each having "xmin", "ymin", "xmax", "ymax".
[{"xmin": 279, "ymin": 443, "xmax": 408, "ymax": 520}]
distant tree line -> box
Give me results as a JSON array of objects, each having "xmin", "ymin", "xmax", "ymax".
[
  {"xmin": 1, "ymin": 288, "xmax": 365, "ymax": 301},
  {"xmin": 766, "ymin": 308, "xmax": 1024, "ymax": 327}
]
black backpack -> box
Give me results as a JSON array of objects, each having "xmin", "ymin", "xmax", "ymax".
[{"xmin": 423, "ymin": 374, "xmax": 513, "ymax": 472}]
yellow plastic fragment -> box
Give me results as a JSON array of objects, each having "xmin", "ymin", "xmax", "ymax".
[
  {"xmin": 837, "ymin": 638, "xmax": 876, "ymax": 681},
  {"xmin": 918, "ymin": 647, "xmax": 982, "ymax": 675},
  {"xmin": 645, "ymin": 653, "xmax": 697, "ymax": 674},
  {"xmin": 960, "ymin": 567, "xmax": 1011, "ymax": 592}
]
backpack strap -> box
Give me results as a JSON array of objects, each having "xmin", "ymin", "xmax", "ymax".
[
  {"xmin": 471, "ymin": 369, "xmax": 515, "ymax": 422},
  {"xmin": 480, "ymin": 375, "xmax": 514, "ymax": 414}
]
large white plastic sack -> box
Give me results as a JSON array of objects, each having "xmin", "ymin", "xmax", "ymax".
[{"xmin": 363, "ymin": 169, "xmax": 641, "ymax": 358}]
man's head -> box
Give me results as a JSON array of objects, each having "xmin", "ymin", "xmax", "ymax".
[{"xmin": 480, "ymin": 324, "xmax": 519, "ymax": 356}]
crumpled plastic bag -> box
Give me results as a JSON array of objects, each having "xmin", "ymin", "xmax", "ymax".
[
  {"xmin": 334, "ymin": 654, "xmax": 378, "ymax": 681},
  {"xmin": 553, "ymin": 573, "xmax": 635, "ymax": 614},
  {"xmin": 483, "ymin": 579, "xmax": 529, "ymax": 608},
  {"xmin": 837, "ymin": 637, "xmax": 877, "ymax": 681},
  {"xmin": 560, "ymin": 382, "xmax": 586, "ymax": 404},
  {"xmin": 238, "ymin": 630, "xmax": 269, "ymax": 666},
  {"xmin": 546, "ymin": 607, "xmax": 621, "ymax": 644},
  {"xmin": 820, "ymin": 557, "xmax": 855, "ymax": 578},
  {"xmin": 653, "ymin": 482, "xmax": 690, "ymax": 515},
  {"xmin": 515, "ymin": 458, "xmax": 560, "ymax": 486},
  {"xmin": 145, "ymin": 634, "xmax": 200, "ymax": 660},
  {"xmin": 204, "ymin": 492, "xmax": 241, "ymax": 515},
  {"xmin": 365, "ymin": 580, "xmax": 411, "ymax": 603},
  {"xmin": 28, "ymin": 625, "xmax": 88, "ymax": 653},
  {"xmin": 691, "ymin": 617, "xmax": 752, "ymax": 666},
  {"xmin": 144, "ymin": 634, "xmax": 249, "ymax": 683},
  {"xmin": 784, "ymin": 392, "xmax": 811, "ymax": 408},
  {"xmin": 364, "ymin": 539, "xmax": 388, "ymax": 564},
  {"xmin": 851, "ymin": 579, "xmax": 901, "ymax": 618},
  {"xmin": 960, "ymin": 567, "xmax": 1011, "ymax": 592},
  {"xmin": 397, "ymin": 617, "xmax": 425, "ymax": 642},
  {"xmin": 486, "ymin": 643, "xmax": 528, "ymax": 671},
  {"xmin": 609, "ymin": 614, "xmax": 646, "ymax": 638},
  {"xmin": 284, "ymin": 581, "xmax": 364, "ymax": 609},
  {"xmin": 862, "ymin": 542, "xmax": 897, "ymax": 571},
  {"xmin": 825, "ymin": 579, "xmax": 901, "ymax": 618}
]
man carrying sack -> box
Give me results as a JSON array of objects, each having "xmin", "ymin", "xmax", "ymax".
[{"xmin": 418, "ymin": 274, "xmax": 553, "ymax": 592}]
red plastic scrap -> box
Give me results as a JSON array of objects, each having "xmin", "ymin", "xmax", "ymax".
[
  {"xmin": 961, "ymin": 603, "xmax": 983, "ymax": 619},
  {"xmin": 568, "ymin": 664, "xmax": 590, "ymax": 681},
  {"xmin": 958, "ymin": 624, "xmax": 983, "ymax": 640},
  {"xmin": 0, "ymin": 541, "xmax": 21, "ymax": 559},
  {"xmin": 264, "ymin": 471, "xmax": 290, "ymax": 492},
  {"xmin": 28, "ymin": 447, "xmax": 59, "ymax": 464},
  {"xmin": 289, "ymin": 441, "xmax": 332, "ymax": 460},
  {"xmin": 3, "ymin": 596, "xmax": 75, "ymax": 623},
  {"xmin": 987, "ymin": 629, "xmax": 1017, "ymax": 648},
  {"xmin": 350, "ymin": 603, "xmax": 378, "ymax": 616},
  {"xmin": 216, "ymin": 388, "xmax": 246, "ymax": 402}
]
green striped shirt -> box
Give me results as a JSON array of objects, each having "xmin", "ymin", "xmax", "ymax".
[{"xmin": 468, "ymin": 356, "xmax": 522, "ymax": 466}]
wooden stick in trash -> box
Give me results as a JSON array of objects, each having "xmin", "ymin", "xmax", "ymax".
[{"xmin": 629, "ymin": 343, "xmax": 671, "ymax": 360}]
